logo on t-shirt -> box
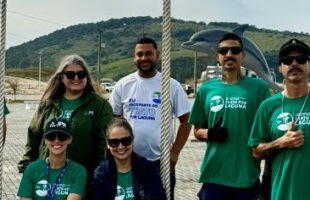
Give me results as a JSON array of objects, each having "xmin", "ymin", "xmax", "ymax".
[
  {"xmin": 210, "ymin": 96, "xmax": 247, "ymax": 112},
  {"xmin": 35, "ymin": 179, "xmax": 70, "ymax": 197},
  {"xmin": 276, "ymin": 112, "xmax": 294, "ymax": 131},
  {"xmin": 152, "ymin": 91, "xmax": 161, "ymax": 104},
  {"xmin": 115, "ymin": 185, "xmax": 134, "ymax": 200},
  {"xmin": 210, "ymin": 96, "xmax": 224, "ymax": 112},
  {"xmin": 35, "ymin": 180, "xmax": 48, "ymax": 197},
  {"xmin": 115, "ymin": 185, "xmax": 126, "ymax": 200}
]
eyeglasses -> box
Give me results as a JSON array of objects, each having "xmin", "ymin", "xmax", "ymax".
[
  {"xmin": 45, "ymin": 133, "xmax": 69, "ymax": 141},
  {"xmin": 107, "ymin": 136, "xmax": 133, "ymax": 148},
  {"xmin": 64, "ymin": 71, "xmax": 87, "ymax": 80},
  {"xmin": 280, "ymin": 55, "xmax": 309, "ymax": 65},
  {"xmin": 217, "ymin": 46, "xmax": 243, "ymax": 55}
]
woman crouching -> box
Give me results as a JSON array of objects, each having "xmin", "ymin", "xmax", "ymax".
[
  {"xmin": 17, "ymin": 118, "xmax": 87, "ymax": 200},
  {"xmin": 93, "ymin": 117, "xmax": 166, "ymax": 200}
]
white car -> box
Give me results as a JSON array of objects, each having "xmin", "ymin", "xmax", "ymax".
[{"xmin": 100, "ymin": 82, "xmax": 115, "ymax": 92}]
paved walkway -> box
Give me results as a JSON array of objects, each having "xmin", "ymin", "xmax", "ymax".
[{"xmin": 2, "ymin": 102, "xmax": 205, "ymax": 199}]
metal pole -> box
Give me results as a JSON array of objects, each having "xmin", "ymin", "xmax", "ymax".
[{"xmin": 97, "ymin": 30, "xmax": 102, "ymax": 82}]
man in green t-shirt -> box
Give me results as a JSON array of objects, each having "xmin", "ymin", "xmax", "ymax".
[
  {"xmin": 249, "ymin": 39, "xmax": 310, "ymax": 200},
  {"xmin": 188, "ymin": 33, "xmax": 270, "ymax": 200}
]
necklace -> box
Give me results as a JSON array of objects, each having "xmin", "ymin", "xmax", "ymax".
[{"xmin": 281, "ymin": 88, "xmax": 310, "ymax": 125}]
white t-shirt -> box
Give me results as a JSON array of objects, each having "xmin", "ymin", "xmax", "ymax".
[{"xmin": 110, "ymin": 71, "xmax": 190, "ymax": 161}]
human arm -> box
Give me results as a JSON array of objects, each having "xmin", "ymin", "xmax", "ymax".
[
  {"xmin": 93, "ymin": 163, "xmax": 110, "ymax": 200},
  {"xmin": 17, "ymin": 163, "xmax": 35, "ymax": 199},
  {"xmin": 109, "ymin": 81, "xmax": 123, "ymax": 116},
  {"xmin": 67, "ymin": 165, "xmax": 87, "ymax": 200},
  {"xmin": 170, "ymin": 113, "xmax": 192, "ymax": 170},
  {"xmin": 193, "ymin": 117, "xmax": 227, "ymax": 142},
  {"xmin": 95, "ymin": 98, "xmax": 113, "ymax": 163},
  {"xmin": 252, "ymin": 122, "xmax": 304, "ymax": 160},
  {"xmin": 67, "ymin": 194, "xmax": 81, "ymax": 200},
  {"xmin": 194, "ymin": 127, "xmax": 208, "ymax": 141}
]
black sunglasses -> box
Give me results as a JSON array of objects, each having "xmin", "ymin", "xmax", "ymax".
[
  {"xmin": 108, "ymin": 136, "xmax": 133, "ymax": 148},
  {"xmin": 280, "ymin": 55, "xmax": 309, "ymax": 65},
  {"xmin": 64, "ymin": 71, "xmax": 87, "ymax": 80},
  {"xmin": 217, "ymin": 46, "xmax": 243, "ymax": 55},
  {"xmin": 45, "ymin": 133, "xmax": 69, "ymax": 141}
]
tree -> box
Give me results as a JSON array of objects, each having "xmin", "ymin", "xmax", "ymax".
[{"xmin": 7, "ymin": 78, "xmax": 18, "ymax": 100}]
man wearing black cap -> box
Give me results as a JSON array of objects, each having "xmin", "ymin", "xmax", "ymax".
[{"xmin": 249, "ymin": 38, "xmax": 310, "ymax": 200}]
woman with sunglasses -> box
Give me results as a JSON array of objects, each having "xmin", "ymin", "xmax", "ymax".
[
  {"xmin": 93, "ymin": 117, "xmax": 166, "ymax": 200},
  {"xmin": 18, "ymin": 54, "xmax": 113, "ymax": 198},
  {"xmin": 18, "ymin": 118, "xmax": 87, "ymax": 200}
]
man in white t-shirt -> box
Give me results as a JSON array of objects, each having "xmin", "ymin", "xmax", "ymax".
[{"xmin": 109, "ymin": 37, "xmax": 192, "ymax": 199}]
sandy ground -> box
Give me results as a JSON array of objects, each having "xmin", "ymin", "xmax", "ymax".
[{"xmin": 5, "ymin": 76, "xmax": 47, "ymax": 97}]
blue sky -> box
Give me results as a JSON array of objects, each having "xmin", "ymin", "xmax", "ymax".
[{"xmin": 7, "ymin": 0, "xmax": 310, "ymax": 48}]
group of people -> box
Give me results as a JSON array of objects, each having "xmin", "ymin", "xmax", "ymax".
[{"xmin": 15, "ymin": 33, "xmax": 310, "ymax": 200}]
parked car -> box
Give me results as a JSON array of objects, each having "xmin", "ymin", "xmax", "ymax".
[
  {"xmin": 181, "ymin": 84, "xmax": 194, "ymax": 95},
  {"xmin": 100, "ymin": 82, "xmax": 115, "ymax": 92}
]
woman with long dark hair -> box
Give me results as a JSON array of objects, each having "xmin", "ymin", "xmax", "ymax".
[
  {"xmin": 18, "ymin": 54, "xmax": 113, "ymax": 198},
  {"xmin": 93, "ymin": 117, "xmax": 166, "ymax": 200}
]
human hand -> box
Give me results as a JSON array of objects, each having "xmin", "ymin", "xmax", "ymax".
[
  {"xmin": 279, "ymin": 122, "xmax": 304, "ymax": 148},
  {"xmin": 207, "ymin": 117, "xmax": 228, "ymax": 142},
  {"xmin": 170, "ymin": 150, "xmax": 179, "ymax": 171}
]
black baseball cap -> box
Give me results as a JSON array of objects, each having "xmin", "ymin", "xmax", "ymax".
[
  {"xmin": 279, "ymin": 39, "xmax": 310, "ymax": 58},
  {"xmin": 45, "ymin": 118, "xmax": 71, "ymax": 137}
]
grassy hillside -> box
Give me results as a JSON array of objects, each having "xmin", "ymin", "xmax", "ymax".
[{"xmin": 6, "ymin": 17, "xmax": 310, "ymax": 83}]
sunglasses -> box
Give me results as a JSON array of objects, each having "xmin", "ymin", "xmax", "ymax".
[
  {"xmin": 280, "ymin": 55, "xmax": 309, "ymax": 65},
  {"xmin": 64, "ymin": 71, "xmax": 87, "ymax": 80},
  {"xmin": 108, "ymin": 136, "xmax": 133, "ymax": 148},
  {"xmin": 45, "ymin": 133, "xmax": 69, "ymax": 141},
  {"xmin": 217, "ymin": 46, "xmax": 243, "ymax": 55}
]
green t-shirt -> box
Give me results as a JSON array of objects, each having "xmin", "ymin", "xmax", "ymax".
[
  {"xmin": 249, "ymin": 92, "xmax": 310, "ymax": 200},
  {"xmin": 17, "ymin": 159, "xmax": 87, "ymax": 200},
  {"xmin": 188, "ymin": 77, "xmax": 270, "ymax": 188},
  {"xmin": 116, "ymin": 169, "xmax": 134, "ymax": 200},
  {"xmin": 59, "ymin": 97, "xmax": 82, "ymax": 121}
]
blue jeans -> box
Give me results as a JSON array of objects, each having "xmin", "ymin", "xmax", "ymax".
[{"xmin": 198, "ymin": 180, "xmax": 261, "ymax": 200}]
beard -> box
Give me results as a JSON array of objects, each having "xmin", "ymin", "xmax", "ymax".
[{"xmin": 135, "ymin": 60, "xmax": 157, "ymax": 74}]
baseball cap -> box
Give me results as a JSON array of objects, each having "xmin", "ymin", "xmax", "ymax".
[
  {"xmin": 45, "ymin": 118, "xmax": 71, "ymax": 137},
  {"xmin": 279, "ymin": 39, "xmax": 310, "ymax": 58}
]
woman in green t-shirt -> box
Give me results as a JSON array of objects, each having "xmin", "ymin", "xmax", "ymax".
[
  {"xmin": 93, "ymin": 117, "xmax": 166, "ymax": 200},
  {"xmin": 17, "ymin": 118, "xmax": 87, "ymax": 200}
]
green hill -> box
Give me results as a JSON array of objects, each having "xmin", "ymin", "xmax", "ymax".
[{"xmin": 6, "ymin": 16, "xmax": 310, "ymax": 83}]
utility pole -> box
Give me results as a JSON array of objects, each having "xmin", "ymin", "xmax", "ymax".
[
  {"xmin": 142, "ymin": 24, "xmax": 145, "ymax": 37},
  {"xmin": 97, "ymin": 30, "xmax": 102, "ymax": 82},
  {"xmin": 38, "ymin": 52, "xmax": 42, "ymax": 92},
  {"xmin": 194, "ymin": 51, "xmax": 197, "ymax": 95},
  {"xmin": 194, "ymin": 26, "xmax": 198, "ymax": 95}
]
